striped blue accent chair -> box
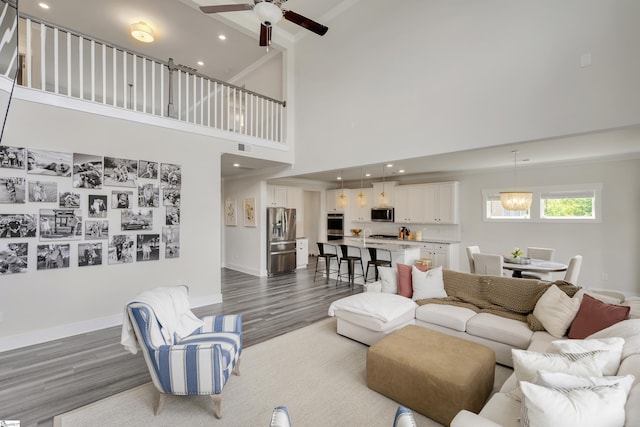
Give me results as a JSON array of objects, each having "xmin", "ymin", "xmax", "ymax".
[{"xmin": 127, "ymin": 301, "xmax": 242, "ymax": 418}]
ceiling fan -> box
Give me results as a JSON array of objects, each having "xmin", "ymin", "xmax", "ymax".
[{"xmin": 200, "ymin": 0, "xmax": 328, "ymax": 48}]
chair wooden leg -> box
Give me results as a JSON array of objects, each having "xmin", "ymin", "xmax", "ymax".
[
  {"xmin": 232, "ymin": 357, "xmax": 241, "ymax": 375},
  {"xmin": 211, "ymin": 394, "xmax": 223, "ymax": 419},
  {"xmin": 155, "ymin": 392, "xmax": 166, "ymax": 415}
]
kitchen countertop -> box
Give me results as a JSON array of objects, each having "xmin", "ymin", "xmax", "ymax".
[
  {"xmin": 344, "ymin": 236, "xmax": 460, "ymax": 245},
  {"xmin": 329, "ymin": 239, "xmax": 420, "ymax": 251}
]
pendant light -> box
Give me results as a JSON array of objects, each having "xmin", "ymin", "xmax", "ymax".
[
  {"xmin": 337, "ymin": 171, "xmax": 348, "ymax": 209},
  {"xmin": 356, "ymin": 168, "xmax": 368, "ymax": 208},
  {"xmin": 378, "ymin": 165, "xmax": 388, "ymax": 207},
  {"xmin": 500, "ymin": 150, "xmax": 532, "ymax": 211}
]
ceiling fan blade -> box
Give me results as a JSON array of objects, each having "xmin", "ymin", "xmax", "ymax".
[
  {"xmin": 200, "ymin": 4, "xmax": 254, "ymax": 14},
  {"xmin": 283, "ymin": 10, "xmax": 328, "ymax": 36},
  {"xmin": 259, "ymin": 23, "xmax": 272, "ymax": 47}
]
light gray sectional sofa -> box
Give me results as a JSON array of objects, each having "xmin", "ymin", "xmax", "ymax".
[{"xmin": 328, "ymin": 268, "xmax": 640, "ymax": 426}]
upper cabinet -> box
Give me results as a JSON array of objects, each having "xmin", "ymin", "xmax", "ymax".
[
  {"xmin": 371, "ymin": 181, "xmax": 396, "ymax": 208},
  {"xmin": 394, "ymin": 185, "xmax": 426, "ymax": 223},
  {"xmin": 423, "ymin": 182, "xmax": 459, "ymax": 224},
  {"xmin": 351, "ymin": 188, "xmax": 373, "ymax": 222},
  {"xmin": 267, "ymin": 185, "xmax": 288, "ymax": 207},
  {"xmin": 326, "ymin": 189, "xmax": 348, "ymax": 213}
]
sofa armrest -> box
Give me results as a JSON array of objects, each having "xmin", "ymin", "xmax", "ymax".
[
  {"xmin": 363, "ymin": 281, "xmax": 382, "ymax": 293},
  {"xmin": 450, "ymin": 410, "xmax": 504, "ymax": 427}
]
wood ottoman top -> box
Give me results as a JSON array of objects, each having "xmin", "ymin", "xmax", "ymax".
[{"xmin": 366, "ymin": 325, "xmax": 496, "ymax": 426}]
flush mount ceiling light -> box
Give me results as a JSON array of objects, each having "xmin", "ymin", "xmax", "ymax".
[
  {"xmin": 500, "ymin": 150, "xmax": 532, "ymax": 211},
  {"xmin": 130, "ymin": 22, "xmax": 155, "ymax": 43}
]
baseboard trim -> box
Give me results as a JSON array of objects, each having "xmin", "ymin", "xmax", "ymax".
[{"xmin": 0, "ymin": 293, "xmax": 223, "ymax": 353}]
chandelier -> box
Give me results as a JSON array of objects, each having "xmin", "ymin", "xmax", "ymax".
[{"xmin": 500, "ymin": 150, "xmax": 532, "ymax": 211}]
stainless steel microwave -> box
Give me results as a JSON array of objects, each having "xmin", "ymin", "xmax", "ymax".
[{"xmin": 371, "ymin": 207, "xmax": 394, "ymax": 222}]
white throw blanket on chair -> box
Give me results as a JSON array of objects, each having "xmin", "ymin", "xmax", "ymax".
[{"xmin": 121, "ymin": 285, "xmax": 204, "ymax": 354}]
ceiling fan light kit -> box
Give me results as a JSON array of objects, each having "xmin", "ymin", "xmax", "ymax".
[{"xmin": 200, "ymin": 0, "xmax": 328, "ymax": 48}]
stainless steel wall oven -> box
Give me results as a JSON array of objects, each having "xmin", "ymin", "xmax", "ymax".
[{"xmin": 327, "ymin": 213, "xmax": 344, "ymax": 241}]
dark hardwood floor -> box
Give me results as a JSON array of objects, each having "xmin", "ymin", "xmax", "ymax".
[{"xmin": 0, "ymin": 261, "xmax": 363, "ymax": 427}]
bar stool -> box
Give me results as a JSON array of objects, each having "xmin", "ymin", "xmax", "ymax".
[
  {"xmin": 337, "ymin": 245, "xmax": 365, "ymax": 286},
  {"xmin": 314, "ymin": 242, "xmax": 339, "ymax": 284},
  {"xmin": 365, "ymin": 247, "xmax": 392, "ymax": 282}
]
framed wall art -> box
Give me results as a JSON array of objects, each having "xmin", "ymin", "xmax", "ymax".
[
  {"xmin": 225, "ymin": 199, "xmax": 237, "ymax": 226},
  {"xmin": 243, "ymin": 197, "xmax": 256, "ymax": 227}
]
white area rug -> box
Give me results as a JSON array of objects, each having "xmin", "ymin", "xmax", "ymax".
[{"xmin": 54, "ymin": 318, "xmax": 512, "ymax": 426}]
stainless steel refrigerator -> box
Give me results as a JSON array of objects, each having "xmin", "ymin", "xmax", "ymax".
[{"xmin": 267, "ymin": 207, "xmax": 297, "ymax": 275}]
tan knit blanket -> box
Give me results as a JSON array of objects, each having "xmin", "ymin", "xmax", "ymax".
[{"xmin": 415, "ymin": 270, "xmax": 581, "ymax": 331}]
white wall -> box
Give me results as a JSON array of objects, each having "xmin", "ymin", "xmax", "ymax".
[
  {"xmin": 455, "ymin": 157, "xmax": 640, "ymax": 295},
  {"xmin": 0, "ymin": 94, "xmax": 277, "ymax": 350},
  {"xmin": 291, "ymin": 0, "xmax": 640, "ymax": 175}
]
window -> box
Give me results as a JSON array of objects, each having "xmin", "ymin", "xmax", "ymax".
[
  {"xmin": 483, "ymin": 184, "xmax": 601, "ymax": 223},
  {"xmin": 540, "ymin": 189, "xmax": 596, "ymax": 219},
  {"xmin": 485, "ymin": 194, "xmax": 530, "ymax": 219}
]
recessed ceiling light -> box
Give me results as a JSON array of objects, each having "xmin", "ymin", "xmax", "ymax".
[
  {"xmin": 337, "ymin": 176, "xmax": 342, "ymax": 180},
  {"xmin": 233, "ymin": 163, "xmax": 240, "ymax": 167},
  {"xmin": 398, "ymin": 169, "xmax": 405, "ymax": 173},
  {"xmin": 365, "ymin": 173, "xmax": 371, "ymax": 177},
  {"xmin": 219, "ymin": 34, "xmax": 227, "ymax": 40},
  {"xmin": 386, "ymin": 163, "xmax": 393, "ymax": 168},
  {"xmin": 197, "ymin": 61, "xmax": 204, "ymax": 66},
  {"xmin": 38, "ymin": 2, "xmax": 49, "ymax": 9}
]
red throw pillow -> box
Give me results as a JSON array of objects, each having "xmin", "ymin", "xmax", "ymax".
[
  {"xmin": 568, "ymin": 294, "xmax": 630, "ymax": 339},
  {"xmin": 397, "ymin": 263, "xmax": 413, "ymax": 298}
]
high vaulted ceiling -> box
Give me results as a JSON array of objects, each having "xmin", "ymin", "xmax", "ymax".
[{"xmin": 18, "ymin": 1, "xmax": 640, "ymax": 183}]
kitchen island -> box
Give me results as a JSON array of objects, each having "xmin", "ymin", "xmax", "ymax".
[{"xmin": 322, "ymin": 238, "xmax": 421, "ymax": 285}]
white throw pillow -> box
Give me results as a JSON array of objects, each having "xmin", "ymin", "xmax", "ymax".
[
  {"xmin": 377, "ymin": 266, "xmax": 398, "ymax": 294},
  {"xmin": 509, "ymin": 349, "xmax": 610, "ymax": 402},
  {"xmin": 411, "ymin": 266, "xmax": 447, "ymax": 300},
  {"xmin": 548, "ymin": 337, "xmax": 625, "ymax": 376},
  {"xmin": 587, "ymin": 318, "xmax": 640, "ymax": 359},
  {"xmin": 535, "ymin": 370, "xmax": 635, "ymax": 395},
  {"xmin": 533, "ymin": 284, "xmax": 581, "ymax": 338},
  {"xmin": 520, "ymin": 381, "xmax": 627, "ymax": 427}
]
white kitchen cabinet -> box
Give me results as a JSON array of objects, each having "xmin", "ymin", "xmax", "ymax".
[
  {"xmin": 350, "ymin": 188, "xmax": 373, "ymax": 222},
  {"xmin": 296, "ymin": 238, "xmax": 309, "ymax": 268},
  {"xmin": 422, "ymin": 182, "xmax": 459, "ymax": 224},
  {"xmin": 416, "ymin": 242, "xmax": 459, "ymax": 270},
  {"xmin": 267, "ymin": 185, "xmax": 288, "ymax": 207},
  {"xmin": 326, "ymin": 189, "xmax": 348, "ymax": 213},
  {"xmin": 394, "ymin": 185, "xmax": 426, "ymax": 223},
  {"xmin": 371, "ymin": 181, "xmax": 396, "ymax": 208}
]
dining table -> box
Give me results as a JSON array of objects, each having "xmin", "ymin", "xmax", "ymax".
[{"xmin": 502, "ymin": 257, "xmax": 568, "ymax": 279}]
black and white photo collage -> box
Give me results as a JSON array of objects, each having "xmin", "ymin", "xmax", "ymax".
[{"xmin": 0, "ymin": 146, "xmax": 181, "ymax": 275}]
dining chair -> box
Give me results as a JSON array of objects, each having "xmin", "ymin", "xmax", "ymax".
[
  {"xmin": 522, "ymin": 247, "xmax": 555, "ymax": 280},
  {"xmin": 563, "ymin": 255, "xmax": 583, "ymax": 284},
  {"xmin": 472, "ymin": 253, "xmax": 505, "ymax": 276},
  {"xmin": 466, "ymin": 246, "xmax": 480, "ymax": 274}
]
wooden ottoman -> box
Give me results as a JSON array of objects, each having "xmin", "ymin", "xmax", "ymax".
[{"xmin": 366, "ymin": 325, "xmax": 495, "ymax": 426}]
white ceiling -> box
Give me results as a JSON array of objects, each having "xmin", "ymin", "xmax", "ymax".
[{"xmin": 19, "ymin": 1, "xmax": 640, "ymax": 183}]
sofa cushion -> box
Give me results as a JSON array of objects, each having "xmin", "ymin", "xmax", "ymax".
[
  {"xmin": 510, "ymin": 349, "xmax": 610, "ymax": 402},
  {"xmin": 397, "ymin": 263, "xmax": 413, "ymax": 298},
  {"xmin": 477, "ymin": 393, "xmax": 521, "ymax": 427},
  {"xmin": 519, "ymin": 381, "xmax": 627, "ymax": 427},
  {"xmin": 568, "ymin": 294, "xmax": 630, "ymax": 339},
  {"xmin": 548, "ymin": 337, "xmax": 625, "ymax": 376},
  {"xmin": 411, "ymin": 266, "xmax": 446, "ymax": 300},
  {"xmin": 533, "ymin": 284, "xmax": 581, "ymax": 338},
  {"xmin": 334, "ymin": 308, "xmax": 415, "ymax": 333},
  {"xmin": 534, "ymin": 371, "xmax": 635, "ymax": 395},
  {"xmin": 328, "ymin": 293, "xmax": 417, "ymax": 324},
  {"xmin": 377, "ymin": 266, "xmax": 398, "ymax": 294},
  {"xmin": 415, "ymin": 304, "xmax": 476, "ymax": 332},
  {"xmin": 587, "ymin": 319, "xmax": 640, "ymax": 360},
  {"xmin": 466, "ymin": 313, "xmax": 533, "ymax": 349}
]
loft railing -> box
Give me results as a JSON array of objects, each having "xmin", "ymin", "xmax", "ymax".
[{"xmin": 15, "ymin": 14, "xmax": 285, "ymax": 143}]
